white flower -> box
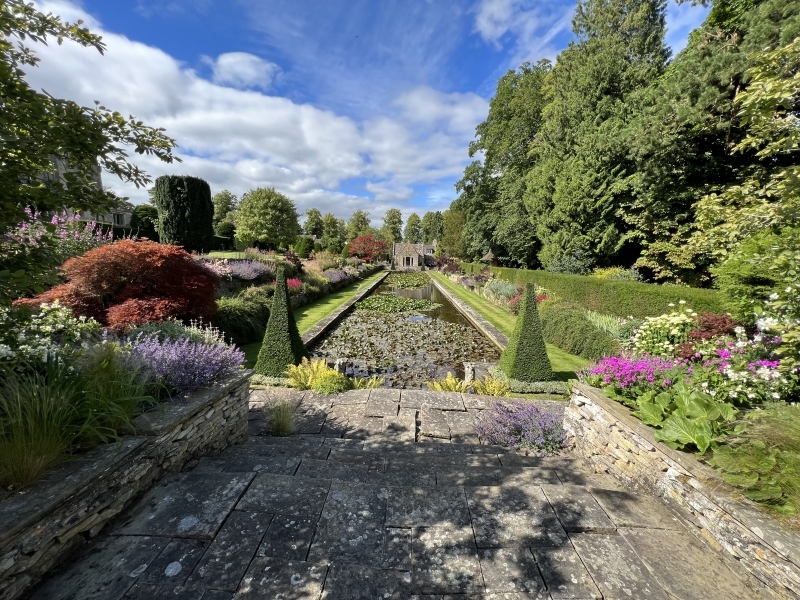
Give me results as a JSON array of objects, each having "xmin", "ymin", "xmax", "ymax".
[
  {"xmin": 679, "ymin": 300, "xmax": 686, "ymax": 305},
  {"xmin": 769, "ymin": 293, "xmax": 779, "ymax": 301},
  {"xmin": 772, "ymin": 392, "xmax": 781, "ymax": 399},
  {"xmin": 668, "ymin": 303, "xmax": 675, "ymax": 308}
]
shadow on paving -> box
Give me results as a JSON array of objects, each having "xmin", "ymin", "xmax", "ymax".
[{"xmin": 25, "ymin": 390, "xmax": 773, "ymax": 600}]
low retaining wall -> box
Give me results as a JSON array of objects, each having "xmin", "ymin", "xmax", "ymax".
[
  {"xmin": 566, "ymin": 383, "xmax": 800, "ymax": 599},
  {"xmin": 428, "ymin": 274, "xmax": 508, "ymax": 351},
  {"xmin": 0, "ymin": 370, "xmax": 252, "ymax": 600}
]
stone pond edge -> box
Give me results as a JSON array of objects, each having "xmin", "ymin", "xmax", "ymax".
[
  {"xmin": 301, "ymin": 267, "xmax": 389, "ymax": 347},
  {"xmin": 566, "ymin": 382, "xmax": 800, "ymax": 599},
  {"xmin": 0, "ymin": 369, "xmax": 253, "ymax": 600}
]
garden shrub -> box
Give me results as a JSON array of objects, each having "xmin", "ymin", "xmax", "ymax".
[
  {"xmin": 268, "ymin": 400, "xmax": 296, "ymax": 436},
  {"xmin": 632, "ymin": 303, "xmax": 697, "ymax": 357},
  {"xmin": 294, "ymin": 236, "xmax": 313, "ymax": 258},
  {"xmin": 212, "ymin": 294, "xmax": 270, "ymax": 346},
  {"xmin": 499, "ymin": 284, "xmax": 554, "ymax": 382},
  {"xmin": 474, "ymin": 401, "xmax": 566, "ymax": 455},
  {"xmin": 311, "ymin": 371, "xmax": 351, "ymax": 394},
  {"xmin": 487, "ymin": 367, "xmax": 570, "ymax": 395},
  {"xmin": 539, "ymin": 305, "xmax": 621, "ymax": 360},
  {"xmin": 152, "ymin": 175, "xmax": 214, "ymax": 253},
  {"xmin": 126, "ymin": 333, "xmax": 244, "ymax": 395},
  {"xmin": 459, "ymin": 263, "xmax": 723, "ymax": 318},
  {"xmin": 472, "ymin": 375, "xmax": 511, "ymax": 397},
  {"xmin": 254, "ymin": 266, "xmax": 308, "ymax": 377},
  {"xmin": 426, "ymin": 372, "xmax": 469, "ymax": 392},
  {"xmin": 15, "ymin": 240, "xmax": 219, "ymax": 331}
]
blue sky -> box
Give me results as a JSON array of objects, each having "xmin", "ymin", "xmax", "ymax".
[{"xmin": 29, "ymin": 0, "xmax": 708, "ymax": 226}]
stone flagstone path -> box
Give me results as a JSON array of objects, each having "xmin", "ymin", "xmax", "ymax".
[{"xmin": 28, "ymin": 389, "xmax": 773, "ymax": 599}]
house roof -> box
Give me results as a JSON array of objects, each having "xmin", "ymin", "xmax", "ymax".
[
  {"xmin": 393, "ymin": 242, "xmax": 436, "ymax": 255},
  {"xmin": 480, "ymin": 250, "xmax": 496, "ymax": 262}
]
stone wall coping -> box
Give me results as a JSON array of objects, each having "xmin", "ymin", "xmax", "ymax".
[
  {"xmin": 132, "ymin": 369, "xmax": 253, "ymax": 436},
  {"xmin": 301, "ymin": 269, "xmax": 388, "ymax": 347},
  {"xmin": 428, "ymin": 274, "xmax": 508, "ymax": 351},
  {"xmin": 0, "ymin": 437, "xmax": 146, "ymax": 547},
  {"xmin": 573, "ymin": 382, "xmax": 800, "ymax": 566}
]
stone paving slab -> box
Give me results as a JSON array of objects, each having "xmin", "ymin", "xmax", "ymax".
[
  {"xmin": 142, "ymin": 538, "xmax": 208, "ymax": 586},
  {"xmin": 478, "ymin": 548, "xmax": 547, "ymax": 597},
  {"xmin": 363, "ymin": 397, "xmax": 400, "ymax": 417},
  {"xmin": 466, "ymin": 486, "xmax": 568, "ymax": 549},
  {"xmin": 257, "ymin": 514, "xmax": 317, "ymax": 560},
  {"xmin": 387, "ymin": 486, "xmax": 470, "ymax": 527},
  {"xmin": 589, "ymin": 487, "xmax": 681, "ymax": 530},
  {"xmin": 222, "ymin": 452, "xmax": 301, "ymax": 475},
  {"xmin": 295, "ymin": 457, "xmax": 370, "ymax": 484},
  {"xmin": 320, "ymin": 563, "xmax": 411, "ymax": 599},
  {"xmin": 330, "ymin": 389, "xmax": 371, "ymax": 405},
  {"xmin": 419, "ymin": 408, "xmax": 451, "ymax": 439},
  {"xmin": 570, "ymin": 533, "xmax": 670, "ymax": 600},
  {"xmin": 622, "ymin": 528, "xmax": 758, "ymax": 600},
  {"xmin": 187, "ymin": 511, "xmax": 272, "ymax": 591},
  {"xmin": 34, "ymin": 535, "xmax": 169, "ymax": 600},
  {"xmin": 116, "ymin": 472, "xmax": 255, "ymax": 540},
  {"xmin": 234, "ymin": 556, "xmax": 326, "ymax": 598},
  {"xmin": 384, "ymin": 527, "xmax": 413, "ymax": 569},
  {"xmin": 307, "ymin": 481, "xmax": 389, "ymax": 567},
  {"xmin": 235, "ymin": 473, "xmax": 330, "ymax": 517},
  {"xmin": 531, "ymin": 545, "xmax": 602, "ymax": 599},
  {"xmin": 540, "ymin": 484, "xmax": 616, "ymax": 533},
  {"xmin": 412, "ymin": 525, "xmax": 483, "ymax": 594}
]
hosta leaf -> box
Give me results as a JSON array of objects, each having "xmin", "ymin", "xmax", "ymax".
[
  {"xmin": 656, "ymin": 415, "xmax": 713, "ymax": 453},
  {"xmin": 685, "ymin": 395, "xmax": 721, "ymax": 420},
  {"xmin": 654, "ymin": 392, "xmax": 672, "ymax": 410},
  {"xmin": 744, "ymin": 485, "xmax": 784, "ymax": 502},
  {"xmin": 721, "ymin": 472, "xmax": 760, "ymax": 488},
  {"xmin": 634, "ymin": 402, "xmax": 666, "ymax": 427}
]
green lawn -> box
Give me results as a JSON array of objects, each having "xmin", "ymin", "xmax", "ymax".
[
  {"xmin": 429, "ymin": 271, "xmax": 589, "ymax": 379},
  {"xmin": 240, "ymin": 270, "xmax": 386, "ymax": 368}
]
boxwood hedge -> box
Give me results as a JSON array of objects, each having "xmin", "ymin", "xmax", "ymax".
[
  {"xmin": 211, "ymin": 294, "xmax": 271, "ymax": 346},
  {"xmin": 460, "ymin": 263, "xmax": 722, "ymax": 318},
  {"xmin": 539, "ymin": 305, "xmax": 621, "ymax": 360}
]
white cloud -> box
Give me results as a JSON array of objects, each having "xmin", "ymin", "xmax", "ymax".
[
  {"xmin": 203, "ymin": 52, "xmax": 280, "ymax": 91},
  {"xmin": 665, "ymin": 0, "xmax": 709, "ymax": 55},
  {"xmin": 472, "ymin": 0, "xmax": 573, "ymax": 67},
  {"xmin": 27, "ymin": 1, "xmax": 485, "ymax": 222}
]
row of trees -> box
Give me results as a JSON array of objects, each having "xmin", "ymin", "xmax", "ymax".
[{"xmin": 445, "ymin": 0, "xmax": 799, "ymax": 285}]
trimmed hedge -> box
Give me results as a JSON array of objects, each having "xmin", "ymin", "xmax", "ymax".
[
  {"xmin": 212, "ymin": 294, "xmax": 270, "ymax": 346},
  {"xmin": 499, "ymin": 284, "xmax": 554, "ymax": 382},
  {"xmin": 539, "ymin": 305, "xmax": 621, "ymax": 360},
  {"xmin": 460, "ymin": 263, "xmax": 723, "ymax": 318},
  {"xmin": 255, "ymin": 266, "xmax": 308, "ymax": 377}
]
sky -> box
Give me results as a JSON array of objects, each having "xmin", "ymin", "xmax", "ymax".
[{"xmin": 27, "ymin": 0, "xmax": 709, "ymax": 227}]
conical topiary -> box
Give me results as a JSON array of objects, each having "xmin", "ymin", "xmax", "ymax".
[
  {"xmin": 498, "ymin": 283, "xmax": 554, "ymax": 382},
  {"xmin": 254, "ymin": 266, "xmax": 308, "ymax": 377}
]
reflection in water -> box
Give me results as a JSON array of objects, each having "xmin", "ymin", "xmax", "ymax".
[{"xmin": 310, "ymin": 279, "xmax": 500, "ymax": 388}]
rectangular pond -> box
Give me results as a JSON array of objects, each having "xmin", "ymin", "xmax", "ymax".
[{"xmin": 309, "ymin": 272, "xmax": 500, "ymax": 388}]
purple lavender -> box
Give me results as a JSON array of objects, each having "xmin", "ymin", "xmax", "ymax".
[
  {"xmin": 126, "ymin": 333, "xmax": 245, "ymax": 395},
  {"xmin": 322, "ymin": 269, "xmax": 350, "ymax": 284},
  {"xmin": 475, "ymin": 401, "xmax": 566, "ymax": 455},
  {"xmin": 229, "ymin": 260, "xmax": 272, "ymax": 281}
]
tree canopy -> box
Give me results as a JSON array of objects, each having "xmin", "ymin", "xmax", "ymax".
[
  {"xmin": 421, "ymin": 211, "xmax": 444, "ymax": 244},
  {"xmin": 403, "ymin": 213, "xmax": 422, "ymax": 243},
  {"xmin": 381, "ymin": 208, "xmax": 403, "ymax": 244},
  {"xmin": 346, "ymin": 210, "xmax": 371, "ymax": 241},
  {"xmin": 235, "ymin": 187, "xmax": 299, "ymax": 249},
  {"xmin": 212, "ymin": 190, "xmax": 238, "ymax": 225},
  {"xmin": 446, "ymin": 0, "xmax": 799, "ymax": 285},
  {"xmin": 304, "ymin": 207, "xmax": 324, "ymax": 238}
]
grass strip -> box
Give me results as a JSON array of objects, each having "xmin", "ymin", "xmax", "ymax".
[
  {"xmin": 240, "ymin": 271, "xmax": 386, "ymax": 368},
  {"xmin": 429, "ymin": 272, "xmax": 589, "ymax": 378}
]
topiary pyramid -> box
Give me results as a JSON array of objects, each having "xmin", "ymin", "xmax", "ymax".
[
  {"xmin": 255, "ymin": 266, "xmax": 309, "ymax": 377},
  {"xmin": 498, "ymin": 283, "xmax": 554, "ymax": 382}
]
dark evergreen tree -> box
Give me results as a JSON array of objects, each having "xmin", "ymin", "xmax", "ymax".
[
  {"xmin": 152, "ymin": 175, "xmax": 214, "ymax": 252},
  {"xmin": 525, "ymin": 0, "xmax": 669, "ymax": 270},
  {"xmin": 255, "ymin": 266, "xmax": 308, "ymax": 377},
  {"xmin": 499, "ymin": 284, "xmax": 554, "ymax": 382}
]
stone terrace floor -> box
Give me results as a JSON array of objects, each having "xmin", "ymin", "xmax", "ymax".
[{"xmin": 29, "ymin": 388, "xmax": 772, "ymax": 599}]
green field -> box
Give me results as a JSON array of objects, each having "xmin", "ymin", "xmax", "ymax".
[
  {"xmin": 240, "ymin": 270, "xmax": 386, "ymax": 368},
  {"xmin": 429, "ymin": 271, "xmax": 589, "ymax": 379}
]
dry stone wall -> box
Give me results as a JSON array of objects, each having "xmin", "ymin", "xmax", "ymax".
[
  {"xmin": 565, "ymin": 383, "xmax": 800, "ymax": 599},
  {"xmin": 0, "ymin": 370, "xmax": 252, "ymax": 600}
]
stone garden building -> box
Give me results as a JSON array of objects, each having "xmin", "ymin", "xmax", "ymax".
[{"xmin": 393, "ymin": 241, "xmax": 437, "ymax": 270}]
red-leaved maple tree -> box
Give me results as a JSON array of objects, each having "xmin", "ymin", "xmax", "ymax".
[
  {"xmin": 15, "ymin": 240, "xmax": 219, "ymax": 331},
  {"xmin": 348, "ymin": 234, "xmax": 387, "ymax": 262}
]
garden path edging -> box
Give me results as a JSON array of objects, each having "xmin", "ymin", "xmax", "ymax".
[
  {"xmin": 565, "ymin": 382, "xmax": 800, "ymax": 599},
  {"xmin": 428, "ymin": 274, "xmax": 508, "ymax": 351},
  {"xmin": 0, "ymin": 369, "xmax": 253, "ymax": 600},
  {"xmin": 301, "ymin": 268, "xmax": 389, "ymax": 347}
]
